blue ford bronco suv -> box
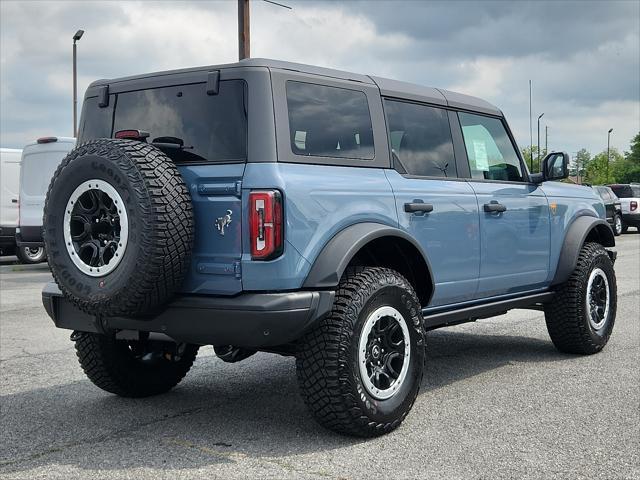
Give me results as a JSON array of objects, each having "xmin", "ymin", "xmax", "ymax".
[{"xmin": 42, "ymin": 59, "xmax": 617, "ymax": 437}]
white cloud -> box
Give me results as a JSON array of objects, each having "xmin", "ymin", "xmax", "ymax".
[{"xmin": 1, "ymin": 0, "xmax": 638, "ymax": 157}]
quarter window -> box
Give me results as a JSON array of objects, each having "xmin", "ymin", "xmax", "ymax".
[
  {"xmin": 458, "ymin": 112, "xmax": 524, "ymax": 182},
  {"xmin": 286, "ymin": 81, "xmax": 374, "ymax": 160},
  {"xmin": 384, "ymin": 100, "xmax": 456, "ymax": 177}
]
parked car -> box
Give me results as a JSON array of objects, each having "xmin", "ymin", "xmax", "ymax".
[
  {"xmin": 42, "ymin": 59, "xmax": 617, "ymax": 437},
  {"xmin": 608, "ymin": 183, "xmax": 640, "ymax": 233},
  {"xmin": 16, "ymin": 137, "xmax": 76, "ymax": 264},
  {"xmin": 593, "ymin": 186, "xmax": 623, "ymax": 235},
  {"xmin": 0, "ymin": 148, "xmax": 22, "ymax": 258}
]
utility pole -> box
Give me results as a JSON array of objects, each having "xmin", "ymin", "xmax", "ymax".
[
  {"xmin": 238, "ymin": 0, "xmax": 250, "ymax": 60},
  {"xmin": 607, "ymin": 128, "xmax": 613, "ymax": 183},
  {"xmin": 72, "ymin": 29, "xmax": 84, "ymax": 137},
  {"xmin": 529, "ymin": 80, "xmax": 533, "ymax": 171},
  {"xmin": 537, "ymin": 113, "xmax": 544, "ymax": 171},
  {"xmin": 545, "ymin": 125, "xmax": 548, "ymax": 156}
]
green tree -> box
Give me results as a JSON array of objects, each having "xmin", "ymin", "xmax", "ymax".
[
  {"xmin": 584, "ymin": 148, "xmax": 624, "ymax": 185},
  {"xmin": 612, "ymin": 132, "xmax": 640, "ymax": 183},
  {"xmin": 572, "ymin": 148, "xmax": 591, "ymax": 179},
  {"xmin": 626, "ymin": 132, "xmax": 640, "ymax": 163},
  {"xmin": 520, "ymin": 145, "xmax": 546, "ymax": 172}
]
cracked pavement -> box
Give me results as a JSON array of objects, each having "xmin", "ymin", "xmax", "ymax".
[{"xmin": 0, "ymin": 234, "xmax": 638, "ymax": 479}]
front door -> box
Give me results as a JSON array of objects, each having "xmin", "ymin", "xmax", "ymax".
[
  {"xmin": 457, "ymin": 112, "xmax": 550, "ymax": 298},
  {"xmin": 383, "ymin": 100, "xmax": 480, "ymax": 307}
]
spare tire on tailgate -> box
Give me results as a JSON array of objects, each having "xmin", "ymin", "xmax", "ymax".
[{"xmin": 43, "ymin": 139, "xmax": 194, "ymax": 317}]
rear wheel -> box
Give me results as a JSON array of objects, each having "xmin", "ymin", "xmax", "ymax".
[
  {"xmin": 544, "ymin": 242, "xmax": 616, "ymax": 354},
  {"xmin": 16, "ymin": 246, "xmax": 46, "ymax": 264},
  {"xmin": 296, "ymin": 267, "xmax": 425, "ymax": 437},
  {"xmin": 613, "ymin": 214, "xmax": 622, "ymax": 236},
  {"xmin": 74, "ymin": 332, "xmax": 199, "ymax": 397}
]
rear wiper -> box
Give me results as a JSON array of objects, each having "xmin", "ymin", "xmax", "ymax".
[
  {"xmin": 151, "ymin": 136, "xmax": 208, "ymax": 163},
  {"xmin": 151, "ymin": 136, "xmax": 194, "ymax": 150}
]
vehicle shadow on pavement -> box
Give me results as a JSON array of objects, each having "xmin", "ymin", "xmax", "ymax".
[{"xmin": 0, "ymin": 329, "xmax": 570, "ymax": 475}]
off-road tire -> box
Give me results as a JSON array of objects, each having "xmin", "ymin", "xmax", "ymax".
[
  {"xmin": 545, "ymin": 242, "xmax": 617, "ymax": 354},
  {"xmin": 43, "ymin": 139, "xmax": 193, "ymax": 317},
  {"xmin": 16, "ymin": 246, "xmax": 47, "ymax": 264},
  {"xmin": 74, "ymin": 332, "xmax": 199, "ymax": 397},
  {"xmin": 296, "ymin": 267, "xmax": 425, "ymax": 437}
]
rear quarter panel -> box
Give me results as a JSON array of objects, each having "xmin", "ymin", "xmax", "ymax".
[
  {"xmin": 540, "ymin": 181, "xmax": 605, "ymax": 282},
  {"xmin": 240, "ymin": 162, "xmax": 398, "ymax": 290}
]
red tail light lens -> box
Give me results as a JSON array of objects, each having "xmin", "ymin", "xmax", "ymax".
[
  {"xmin": 631, "ymin": 201, "xmax": 638, "ymax": 211},
  {"xmin": 114, "ymin": 129, "xmax": 150, "ymax": 140},
  {"xmin": 249, "ymin": 190, "xmax": 283, "ymax": 260}
]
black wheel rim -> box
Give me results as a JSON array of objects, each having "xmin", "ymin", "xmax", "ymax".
[
  {"xmin": 359, "ymin": 306, "xmax": 410, "ymax": 400},
  {"xmin": 587, "ymin": 268, "xmax": 610, "ymax": 330}
]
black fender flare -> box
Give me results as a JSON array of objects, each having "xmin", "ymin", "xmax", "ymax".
[
  {"xmin": 551, "ymin": 216, "xmax": 615, "ymax": 286},
  {"xmin": 302, "ymin": 222, "xmax": 434, "ymax": 293}
]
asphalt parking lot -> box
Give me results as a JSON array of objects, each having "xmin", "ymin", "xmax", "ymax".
[{"xmin": 1, "ymin": 234, "xmax": 638, "ymax": 480}]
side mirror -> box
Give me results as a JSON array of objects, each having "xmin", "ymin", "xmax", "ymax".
[{"xmin": 532, "ymin": 152, "xmax": 570, "ymax": 183}]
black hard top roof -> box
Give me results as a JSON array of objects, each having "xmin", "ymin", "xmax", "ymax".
[{"xmin": 89, "ymin": 57, "xmax": 501, "ymax": 116}]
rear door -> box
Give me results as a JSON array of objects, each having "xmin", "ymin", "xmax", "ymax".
[
  {"xmin": 81, "ymin": 76, "xmax": 249, "ymax": 295},
  {"xmin": 457, "ymin": 112, "xmax": 550, "ymax": 298},
  {"xmin": 383, "ymin": 99, "xmax": 480, "ymax": 306},
  {"xmin": 1, "ymin": 150, "xmax": 21, "ymax": 228}
]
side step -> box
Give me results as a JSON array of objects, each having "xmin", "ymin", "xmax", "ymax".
[{"xmin": 423, "ymin": 291, "xmax": 556, "ymax": 330}]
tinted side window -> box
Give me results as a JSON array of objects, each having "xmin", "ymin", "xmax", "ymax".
[
  {"xmin": 610, "ymin": 185, "xmax": 637, "ymax": 198},
  {"xmin": 384, "ymin": 100, "xmax": 456, "ymax": 178},
  {"xmin": 458, "ymin": 112, "xmax": 524, "ymax": 182},
  {"xmin": 79, "ymin": 96, "xmax": 114, "ymax": 140},
  {"xmin": 286, "ymin": 81, "xmax": 374, "ymax": 160},
  {"xmin": 111, "ymin": 80, "xmax": 247, "ymax": 163}
]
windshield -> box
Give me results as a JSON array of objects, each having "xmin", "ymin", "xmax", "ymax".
[{"xmin": 79, "ymin": 80, "xmax": 247, "ymax": 163}]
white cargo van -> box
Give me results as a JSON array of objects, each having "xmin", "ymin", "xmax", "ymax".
[
  {"xmin": 1, "ymin": 148, "xmax": 22, "ymax": 257},
  {"xmin": 16, "ymin": 137, "xmax": 75, "ymax": 263}
]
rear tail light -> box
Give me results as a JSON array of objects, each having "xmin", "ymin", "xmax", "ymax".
[
  {"xmin": 631, "ymin": 201, "xmax": 638, "ymax": 211},
  {"xmin": 249, "ymin": 190, "xmax": 283, "ymax": 260}
]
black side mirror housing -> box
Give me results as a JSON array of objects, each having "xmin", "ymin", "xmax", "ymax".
[{"xmin": 531, "ymin": 151, "xmax": 570, "ymax": 183}]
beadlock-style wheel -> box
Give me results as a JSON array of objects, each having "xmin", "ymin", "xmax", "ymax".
[
  {"xmin": 586, "ymin": 267, "xmax": 610, "ymax": 331},
  {"xmin": 358, "ymin": 305, "xmax": 411, "ymax": 400},
  {"xmin": 63, "ymin": 179, "xmax": 129, "ymax": 277}
]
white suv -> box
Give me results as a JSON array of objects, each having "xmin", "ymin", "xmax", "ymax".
[{"xmin": 609, "ymin": 183, "xmax": 640, "ymax": 233}]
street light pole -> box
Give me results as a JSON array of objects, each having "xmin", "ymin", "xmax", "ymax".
[
  {"xmin": 72, "ymin": 29, "xmax": 84, "ymax": 137},
  {"xmin": 529, "ymin": 80, "xmax": 533, "ymax": 171},
  {"xmin": 607, "ymin": 128, "xmax": 613, "ymax": 183},
  {"xmin": 537, "ymin": 113, "xmax": 544, "ymax": 171}
]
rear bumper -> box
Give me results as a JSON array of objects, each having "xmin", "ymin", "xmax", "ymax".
[
  {"xmin": 622, "ymin": 213, "xmax": 640, "ymax": 227},
  {"xmin": 16, "ymin": 226, "xmax": 44, "ymax": 248},
  {"xmin": 42, "ymin": 282, "xmax": 335, "ymax": 348}
]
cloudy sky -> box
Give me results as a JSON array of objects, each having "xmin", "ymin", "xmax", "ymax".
[{"xmin": 1, "ymin": 0, "xmax": 638, "ymax": 158}]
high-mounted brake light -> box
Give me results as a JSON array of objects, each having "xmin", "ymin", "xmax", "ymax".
[
  {"xmin": 249, "ymin": 190, "xmax": 283, "ymax": 260},
  {"xmin": 37, "ymin": 137, "xmax": 58, "ymax": 144},
  {"xmin": 114, "ymin": 129, "xmax": 150, "ymax": 140},
  {"xmin": 631, "ymin": 201, "xmax": 638, "ymax": 212}
]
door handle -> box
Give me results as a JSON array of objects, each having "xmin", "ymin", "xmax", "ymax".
[
  {"xmin": 11, "ymin": 199, "xmax": 18, "ymax": 203},
  {"xmin": 404, "ymin": 202, "xmax": 434, "ymax": 213},
  {"xmin": 484, "ymin": 202, "xmax": 507, "ymax": 213}
]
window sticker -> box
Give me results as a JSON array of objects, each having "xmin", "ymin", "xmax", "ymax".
[{"xmin": 473, "ymin": 140, "xmax": 489, "ymax": 170}]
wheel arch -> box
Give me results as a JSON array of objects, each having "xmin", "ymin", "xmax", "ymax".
[
  {"xmin": 551, "ymin": 215, "xmax": 615, "ymax": 286},
  {"xmin": 302, "ymin": 222, "xmax": 434, "ymax": 306}
]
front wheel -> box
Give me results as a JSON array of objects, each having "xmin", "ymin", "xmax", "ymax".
[
  {"xmin": 16, "ymin": 246, "xmax": 46, "ymax": 264},
  {"xmin": 613, "ymin": 214, "xmax": 623, "ymax": 236},
  {"xmin": 296, "ymin": 267, "xmax": 425, "ymax": 437},
  {"xmin": 74, "ymin": 332, "xmax": 199, "ymax": 397},
  {"xmin": 544, "ymin": 242, "xmax": 617, "ymax": 354}
]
